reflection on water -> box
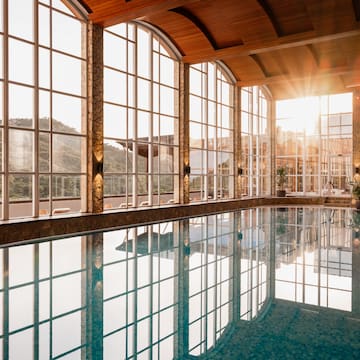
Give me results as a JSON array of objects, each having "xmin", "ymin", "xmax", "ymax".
[{"xmin": 0, "ymin": 207, "xmax": 358, "ymax": 359}]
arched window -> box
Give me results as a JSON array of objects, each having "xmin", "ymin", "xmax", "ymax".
[
  {"xmin": 241, "ymin": 86, "xmax": 271, "ymax": 197},
  {"xmin": 103, "ymin": 22, "xmax": 180, "ymax": 209},
  {"xmin": 0, "ymin": 0, "xmax": 87, "ymax": 219},
  {"xmin": 189, "ymin": 62, "xmax": 235, "ymax": 202}
]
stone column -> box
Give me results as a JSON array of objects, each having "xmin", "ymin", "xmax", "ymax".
[
  {"xmin": 353, "ymin": 88, "xmax": 360, "ymax": 173},
  {"xmin": 179, "ymin": 63, "xmax": 190, "ymax": 204},
  {"xmin": 270, "ymin": 97, "xmax": 277, "ymax": 196},
  {"xmin": 87, "ymin": 23, "xmax": 104, "ymax": 213}
]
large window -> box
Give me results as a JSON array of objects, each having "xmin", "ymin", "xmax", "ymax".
[
  {"xmin": 103, "ymin": 22, "xmax": 180, "ymax": 209},
  {"xmin": 189, "ymin": 62, "xmax": 235, "ymax": 202},
  {"xmin": 240, "ymin": 86, "xmax": 271, "ymax": 197},
  {"xmin": 0, "ymin": 0, "xmax": 87, "ymax": 219},
  {"xmin": 276, "ymin": 93, "xmax": 352, "ymax": 195}
]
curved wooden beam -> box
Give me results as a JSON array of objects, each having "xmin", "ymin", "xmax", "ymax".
[
  {"xmin": 256, "ymin": 0, "xmax": 282, "ymax": 37},
  {"xmin": 170, "ymin": 7, "xmax": 220, "ymax": 50}
]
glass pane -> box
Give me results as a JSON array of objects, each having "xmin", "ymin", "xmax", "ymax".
[
  {"xmin": 104, "ymin": 68, "xmax": 127, "ymax": 105},
  {"xmin": 53, "ymin": 93, "xmax": 84, "ymax": 134},
  {"xmin": 52, "ymin": 11, "xmax": 82, "ymax": 57},
  {"xmin": 137, "ymin": 28, "xmax": 150, "ymax": 79},
  {"xmin": 137, "ymin": 174, "xmax": 148, "ymax": 195},
  {"xmin": 190, "ymin": 67, "xmax": 202, "ymax": 96},
  {"xmin": 9, "ymin": 0, "xmax": 34, "ymax": 41},
  {"xmin": 52, "ymin": 175, "xmax": 81, "ymax": 198},
  {"xmin": 160, "ymin": 115, "xmax": 174, "ymax": 141},
  {"xmin": 104, "ymin": 104, "xmax": 126, "ymax": 139},
  {"xmin": 104, "ymin": 140, "xmax": 127, "ymax": 172},
  {"xmin": 9, "ymin": 39, "xmax": 34, "ymax": 85},
  {"xmin": 39, "ymin": 5, "xmax": 50, "ymax": 47},
  {"xmin": 39, "ymin": 90, "xmax": 50, "ymax": 130},
  {"xmin": 160, "ymin": 86, "xmax": 175, "ymax": 116},
  {"xmin": 9, "ymin": 174, "xmax": 32, "ymax": 201},
  {"xmin": 39, "ymin": 133, "xmax": 50, "ymax": 172},
  {"xmin": 190, "ymin": 122, "xmax": 203, "ymax": 148},
  {"xmin": 39, "ymin": 47, "xmax": 50, "ymax": 89},
  {"xmin": 241, "ymin": 111, "xmax": 249, "ymax": 133},
  {"xmin": 160, "ymin": 55, "xmax": 175, "ymax": 87},
  {"xmin": 104, "ymin": 174, "xmax": 127, "ymax": 196},
  {"xmin": 153, "ymin": 52, "xmax": 159, "ymax": 82},
  {"xmin": 137, "ymin": 144, "xmax": 148, "ymax": 173},
  {"xmin": 52, "ymin": 53, "xmax": 82, "ymax": 95},
  {"xmin": 137, "ymin": 111, "xmax": 150, "ymax": 141},
  {"xmin": 53, "ymin": 134, "xmax": 82, "ymax": 172},
  {"xmin": 9, "ymin": 84, "xmax": 34, "ymax": 128},
  {"xmin": 39, "ymin": 175, "xmax": 50, "ymax": 201},
  {"xmin": 104, "ymin": 32, "xmax": 127, "ymax": 71},
  {"xmin": 190, "ymin": 95, "xmax": 202, "ymax": 122},
  {"xmin": 9, "ymin": 129, "xmax": 33, "ymax": 172},
  {"xmin": 221, "ymin": 105, "xmax": 230, "ymax": 128},
  {"xmin": 160, "ymin": 174, "xmax": 174, "ymax": 194},
  {"xmin": 159, "ymin": 145, "xmax": 173, "ymax": 173},
  {"xmin": 208, "ymin": 101, "xmax": 216, "ymax": 126},
  {"xmin": 138, "ymin": 78, "xmax": 151, "ymax": 111}
]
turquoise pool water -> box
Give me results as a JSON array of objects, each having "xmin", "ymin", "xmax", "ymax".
[{"xmin": 0, "ymin": 207, "xmax": 359, "ymax": 359}]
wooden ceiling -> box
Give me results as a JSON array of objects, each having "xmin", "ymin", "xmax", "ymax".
[{"xmin": 79, "ymin": 0, "xmax": 360, "ymax": 99}]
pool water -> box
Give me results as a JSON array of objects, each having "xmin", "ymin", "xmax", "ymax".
[{"xmin": 0, "ymin": 207, "xmax": 359, "ymax": 359}]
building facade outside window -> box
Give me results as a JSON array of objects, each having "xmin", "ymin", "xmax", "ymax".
[
  {"xmin": 276, "ymin": 93, "xmax": 352, "ymax": 196},
  {"xmin": 0, "ymin": 0, "xmax": 87, "ymax": 220},
  {"xmin": 189, "ymin": 62, "xmax": 235, "ymax": 202},
  {"xmin": 103, "ymin": 22, "xmax": 180, "ymax": 209}
]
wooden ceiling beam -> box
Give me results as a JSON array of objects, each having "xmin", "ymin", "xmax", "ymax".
[
  {"xmin": 88, "ymin": 0, "xmax": 201, "ymax": 27},
  {"xmin": 236, "ymin": 66, "xmax": 359, "ymax": 87},
  {"xmin": 182, "ymin": 28, "xmax": 360, "ymax": 63}
]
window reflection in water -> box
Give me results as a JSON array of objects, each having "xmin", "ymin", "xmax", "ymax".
[
  {"xmin": 0, "ymin": 207, "xmax": 357, "ymax": 358},
  {"xmin": 275, "ymin": 208, "xmax": 352, "ymax": 311}
]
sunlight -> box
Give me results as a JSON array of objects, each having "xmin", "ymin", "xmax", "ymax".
[
  {"xmin": 276, "ymin": 96, "xmax": 319, "ymax": 134},
  {"xmin": 276, "ymin": 93, "xmax": 352, "ymax": 135}
]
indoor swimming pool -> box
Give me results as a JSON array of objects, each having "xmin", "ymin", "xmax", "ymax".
[{"xmin": 0, "ymin": 207, "xmax": 359, "ymax": 359}]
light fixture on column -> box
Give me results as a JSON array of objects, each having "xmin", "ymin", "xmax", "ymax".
[
  {"xmin": 184, "ymin": 164, "xmax": 191, "ymax": 176},
  {"xmin": 237, "ymin": 167, "xmax": 243, "ymax": 176}
]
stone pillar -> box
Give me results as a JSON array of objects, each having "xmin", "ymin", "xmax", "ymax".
[
  {"xmin": 353, "ymin": 88, "xmax": 360, "ymax": 173},
  {"xmin": 234, "ymin": 86, "xmax": 242, "ymax": 198},
  {"xmin": 270, "ymin": 97, "xmax": 277, "ymax": 196},
  {"xmin": 87, "ymin": 23, "xmax": 104, "ymax": 213},
  {"xmin": 179, "ymin": 63, "xmax": 190, "ymax": 204}
]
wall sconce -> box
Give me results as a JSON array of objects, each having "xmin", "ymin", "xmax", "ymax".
[
  {"xmin": 356, "ymin": 167, "xmax": 360, "ymax": 175},
  {"xmin": 237, "ymin": 167, "xmax": 243, "ymax": 176},
  {"xmin": 184, "ymin": 164, "xmax": 191, "ymax": 176},
  {"xmin": 95, "ymin": 161, "xmax": 103, "ymax": 174}
]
